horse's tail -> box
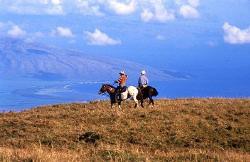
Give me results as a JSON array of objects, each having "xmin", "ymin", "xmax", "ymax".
[{"xmin": 152, "ymin": 87, "xmax": 158, "ymax": 96}]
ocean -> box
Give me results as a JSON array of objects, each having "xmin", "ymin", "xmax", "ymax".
[{"xmin": 1, "ymin": 75, "xmax": 249, "ymax": 111}]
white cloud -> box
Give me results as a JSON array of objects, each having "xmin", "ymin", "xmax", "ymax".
[
  {"xmin": 179, "ymin": 5, "xmax": 199, "ymax": 18},
  {"xmin": 175, "ymin": 0, "xmax": 200, "ymax": 19},
  {"xmin": 51, "ymin": 0, "xmax": 62, "ymax": 5},
  {"xmin": 154, "ymin": 2, "xmax": 175, "ymax": 22},
  {"xmin": 77, "ymin": 0, "xmax": 104, "ymax": 16},
  {"xmin": 108, "ymin": 0, "xmax": 136, "ymax": 15},
  {"xmin": 188, "ymin": 0, "xmax": 199, "ymax": 7},
  {"xmin": 175, "ymin": 0, "xmax": 199, "ymax": 7},
  {"xmin": 2, "ymin": 0, "xmax": 64, "ymax": 15},
  {"xmin": 141, "ymin": 0, "xmax": 175, "ymax": 23},
  {"xmin": 0, "ymin": 21, "xmax": 45, "ymax": 42},
  {"xmin": 141, "ymin": 9, "xmax": 154, "ymax": 22},
  {"xmin": 53, "ymin": 26, "xmax": 74, "ymax": 38},
  {"xmin": 7, "ymin": 25, "xmax": 26, "ymax": 38},
  {"xmin": 223, "ymin": 22, "xmax": 250, "ymax": 44},
  {"xmin": 1, "ymin": 0, "xmax": 202, "ymax": 21},
  {"xmin": 85, "ymin": 28, "xmax": 121, "ymax": 46}
]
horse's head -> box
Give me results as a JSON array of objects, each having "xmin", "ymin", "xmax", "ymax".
[
  {"xmin": 99, "ymin": 84, "xmax": 107, "ymax": 94},
  {"xmin": 98, "ymin": 84, "xmax": 115, "ymax": 94}
]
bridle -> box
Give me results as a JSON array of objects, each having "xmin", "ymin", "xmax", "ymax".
[{"xmin": 99, "ymin": 84, "xmax": 115, "ymax": 96}]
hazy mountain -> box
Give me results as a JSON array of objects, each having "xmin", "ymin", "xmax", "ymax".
[{"xmin": 0, "ymin": 38, "xmax": 186, "ymax": 82}]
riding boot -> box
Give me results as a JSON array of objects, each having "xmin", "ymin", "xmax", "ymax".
[
  {"xmin": 119, "ymin": 93, "xmax": 122, "ymax": 101},
  {"xmin": 115, "ymin": 93, "xmax": 119, "ymax": 102}
]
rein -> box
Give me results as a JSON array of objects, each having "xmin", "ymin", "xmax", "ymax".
[{"xmin": 101, "ymin": 92, "xmax": 110, "ymax": 97}]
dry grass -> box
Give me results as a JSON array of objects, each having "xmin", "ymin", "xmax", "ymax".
[{"xmin": 0, "ymin": 98, "xmax": 249, "ymax": 161}]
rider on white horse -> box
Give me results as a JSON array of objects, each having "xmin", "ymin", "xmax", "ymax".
[{"xmin": 114, "ymin": 71, "xmax": 128, "ymax": 101}]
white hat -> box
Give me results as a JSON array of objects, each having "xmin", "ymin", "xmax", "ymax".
[
  {"xmin": 141, "ymin": 70, "xmax": 146, "ymax": 75},
  {"xmin": 119, "ymin": 71, "xmax": 125, "ymax": 75}
]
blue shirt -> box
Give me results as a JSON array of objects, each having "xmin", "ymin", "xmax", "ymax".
[{"xmin": 138, "ymin": 75, "xmax": 148, "ymax": 86}]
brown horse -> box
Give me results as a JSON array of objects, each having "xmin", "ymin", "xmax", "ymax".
[{"xmin": 138, "ymin": 86, "xmax": 158, "ymax": 106}]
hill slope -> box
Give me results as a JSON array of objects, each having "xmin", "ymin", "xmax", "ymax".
[
  {"xmin": 0, "ymin": 38, "xmax": 183, "ymax": 81},
  {"xmin": 0, "ymin": 99, "xmax": 249, "ymax": 161}
]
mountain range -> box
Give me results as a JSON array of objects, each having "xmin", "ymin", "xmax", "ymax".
[{"xmin": 0, "ymin": 38, "xmax": 189, "ymax": 82}]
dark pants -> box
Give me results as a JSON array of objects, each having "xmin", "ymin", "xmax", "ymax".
[
  {"xmin": 138, "ymin": 85, "xmax": 147, "ymax": 98},
  {"xmin": 138, "ymin": 85, "xmax": 147, "ymax": 91},
  {"xmin": 116, "ymin": 85, "xmax": 125, "ymax": 101}
]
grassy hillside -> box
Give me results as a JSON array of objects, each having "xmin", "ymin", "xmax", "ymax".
[{"xmin": 0, "ymin": 99, "xmax": 249, "ymax": 161}]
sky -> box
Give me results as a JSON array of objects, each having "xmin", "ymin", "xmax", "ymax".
[{"xmin": 0, "ymin": 0, "xmax": 250, "ymax": 74}]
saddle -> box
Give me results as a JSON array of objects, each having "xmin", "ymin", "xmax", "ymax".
[
  {"xmin": 120, "ymin": 86, "xmax": 127, "ymax": 93},
  {"xmin": 117, "ymin": 86, "xmax": 127, "ymax": 93},
  {"xmin": 116, "ymin": 86, "xmax": 128, "ymax": 101}
]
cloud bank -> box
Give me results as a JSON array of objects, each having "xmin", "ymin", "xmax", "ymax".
[
  {"xmin": 0, "ymin": 0, "xmax": 201, "ymax": 22},
  {"xmin": 223, "ymin": 22, "xmax": 250, "ymax": 44}
]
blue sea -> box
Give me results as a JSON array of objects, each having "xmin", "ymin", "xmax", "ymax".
[{"xmin": 1, "ymin": 73, "xmax": 250, "ymax": 111}]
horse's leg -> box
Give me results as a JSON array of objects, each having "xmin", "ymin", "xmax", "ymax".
[
  {"xmin": 118, "ymin": 101, "xmax": 121, "ymax": 109},
  {"xmin": 110, "ymin": 96, "xmax": 115, "ymax": 109},
  {"xmin": 136, "ymin": 91, "xmax": 143, "ymax": 108},
  {"xmin": 151, "ymin": 98, "xmax": 154, "ymax": 106},
  {"xmin": 132, "ymin": 94, "xmax": 138, "ymax": 108},
  {"xmin": 140, "ymin": 99, "xmax": 144, "ymax": 108},
  {"xmin": 134, "ymin": 98, "xmax": 138, "ymax": 108},
  {"xmin": 149, "ymin": 96, "xmax": 154, "ymax": 107}
]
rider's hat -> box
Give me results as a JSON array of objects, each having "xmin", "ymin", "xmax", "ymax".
[
  {"xmin": 141, "ymin": 70, "xmax": 146, "ymax": 75},
  {"xmin": 119, "ymin": 71, "xmax": 125, "ymax": 75}
]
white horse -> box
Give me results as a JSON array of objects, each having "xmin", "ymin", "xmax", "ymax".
[{"xmin": 99, "ymin": 84, "xmax": 142, "ymax": 108}]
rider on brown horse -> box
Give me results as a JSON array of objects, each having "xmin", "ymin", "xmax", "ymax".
[
  {"xmin": 114, "ymin": 71, "xmax": 128, "ymax": 101},
  {"xmin": 137, "ymin": 70, "xmax": 158, "ymax": 106}
]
